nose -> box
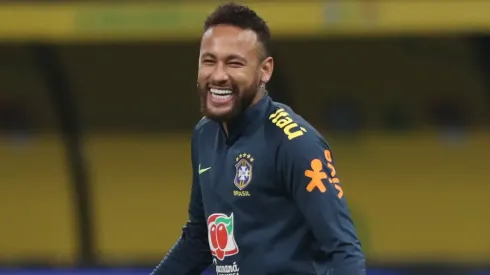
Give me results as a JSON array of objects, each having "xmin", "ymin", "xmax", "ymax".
[{"xmin": 210, "ymin": 63, "xmax": 229, "ymax": 85}]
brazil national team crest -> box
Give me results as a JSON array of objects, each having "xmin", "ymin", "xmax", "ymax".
[
  {"xmin": 234, "ymin": 153, "xmax": 254, "ymax": 190},
  {"xmin": 208, "ymin": 213, "xmax": 239, "ymax": 261}
]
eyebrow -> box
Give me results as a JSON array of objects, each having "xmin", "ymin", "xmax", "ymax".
[
  {"xmin": 201, "ymin": 52, "xmax": 216, "ymax": 59},
  {"xmin": 201, "ymin": 52, "xmax": 247, "ymax": 63}
]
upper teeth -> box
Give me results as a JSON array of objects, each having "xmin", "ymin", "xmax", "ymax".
[{"xmin": 210, "ymin": 88, "xmax": 232, "ymax": 95}]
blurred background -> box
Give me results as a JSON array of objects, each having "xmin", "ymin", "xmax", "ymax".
[{"xmin": 0, "ymin": 1, "xmax": 489, "ymax": 275}]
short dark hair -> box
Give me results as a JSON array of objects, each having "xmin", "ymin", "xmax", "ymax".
[{"xmin": 204, "ymin": 2, "xmax": 271, "ymax": 59}]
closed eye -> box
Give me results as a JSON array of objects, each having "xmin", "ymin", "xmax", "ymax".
[
  {"xmin": 228, "ymin": 62, "xmax": 244, "ymax": 68},
  {"xmin": 201, "ymin": 59, "xmax": 216, "ymax": 65}
]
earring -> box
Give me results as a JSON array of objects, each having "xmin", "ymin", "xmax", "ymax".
[{"xmin": 259, "ymin": 83, "xmax": 266, "ymax": 92}]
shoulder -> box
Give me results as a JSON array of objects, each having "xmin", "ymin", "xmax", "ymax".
[
  {"xmin": 192, "ymin": 116, "xmax": 217, "ymax": 137},
  {"xmin": 190, "ymin": 117, "xmax": 218, "ymax": 151},
  {"xmin": 266, "ymin": 102, "xmax": 330, "ymax": 152},
  {"xmin": 266, "ymin": 103, "xmax": 334, "ymax": 166}
]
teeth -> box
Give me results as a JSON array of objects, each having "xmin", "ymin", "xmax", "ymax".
[{"xmin": 210, "ymin": 88, "xmax": 233, "ymax": 95}]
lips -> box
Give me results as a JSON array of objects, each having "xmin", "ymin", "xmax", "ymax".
[
  {"xmin": 209, "ymin": 88, "xmax": 233, "ymax": 96},
  {"xmin": 208, "ymin": 88, "xmax": 234, "ymax": 104}
]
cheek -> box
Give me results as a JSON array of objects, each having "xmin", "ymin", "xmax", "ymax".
[
  {"xmin": 197, "ymin": 69, "xmax": 210, "ymax": 82},
  {"xmin": 198, "ymin": 64, "xmax": 215, "ymax": 76},
  {"xmin": 230, "ymin": 69, "xmax": 255, "ymax": 86}
]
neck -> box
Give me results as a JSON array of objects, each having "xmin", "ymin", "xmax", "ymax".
[{"xmin": 252, "ymin": 87, "xmax": 266, "ymax": 106}]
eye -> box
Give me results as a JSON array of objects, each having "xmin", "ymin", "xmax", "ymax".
[
  {"xmin": 228, "ymin": 61, "xmax": 244, "ymax": 68},
  {"xmin": 201, "ymin": 59, "xmax": 215, "ymax": 65}
]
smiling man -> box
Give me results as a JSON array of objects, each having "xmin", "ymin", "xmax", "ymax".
[{"xmin": 150, "ymin": 3, "xmax": 366, "ymax": 275}]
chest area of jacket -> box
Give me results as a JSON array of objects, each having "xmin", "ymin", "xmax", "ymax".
[{"xmin": 197, "ymin": 140, "xmax": 278, "ymax": 207}]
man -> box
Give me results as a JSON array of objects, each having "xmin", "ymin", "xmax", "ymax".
[{"xmin": 151, "ymin": 3, "xmax": 366, "ymax": 275}]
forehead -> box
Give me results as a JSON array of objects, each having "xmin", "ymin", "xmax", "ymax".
[{"xmin": 200, "ymin": 25, "xmax": 259, "ymax": 58}]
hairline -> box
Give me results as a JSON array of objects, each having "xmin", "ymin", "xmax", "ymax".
[{"xmin": 203, "ymin": 24, "xmax": 270, "ymax": 61}]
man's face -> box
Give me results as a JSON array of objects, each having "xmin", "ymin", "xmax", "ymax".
[{"xmin": 197, "ymin": 24, "xmax": 273, "ymax": 121}]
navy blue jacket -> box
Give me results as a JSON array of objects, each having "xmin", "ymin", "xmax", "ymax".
[{"xmin": 151, "ymin": 94, "xmax": 366, "ymax": 275}]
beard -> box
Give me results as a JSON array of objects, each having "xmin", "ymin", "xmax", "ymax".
[{"xmin": 198, "ymin": 80, "xmax": 260, "ymax": 122}]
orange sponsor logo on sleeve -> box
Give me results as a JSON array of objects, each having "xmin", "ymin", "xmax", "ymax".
[{"xmin": 304, "ymin": 150, "xmax": 344, "ymax": 198}]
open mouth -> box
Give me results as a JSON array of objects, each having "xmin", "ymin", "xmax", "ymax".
[{"xmin": 209, "ymin": 88, "xmax": 234, "ymax": 102}]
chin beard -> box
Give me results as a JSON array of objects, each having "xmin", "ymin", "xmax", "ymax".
[
  {"xmin": 200, "ymin": 93, "xmax": 242, "ymax": 122},
  {"xmin": 198, "ymin": 83, "xmax": 258, "ymax": 122}
]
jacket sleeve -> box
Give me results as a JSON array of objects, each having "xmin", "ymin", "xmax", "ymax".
[
  {"xmin": 277, "ymin": 134, "xmax": 366, "ymax": 275},
  {"xmin": 150, "ymin": 134, "xmax": 212, "ymax": 275}
]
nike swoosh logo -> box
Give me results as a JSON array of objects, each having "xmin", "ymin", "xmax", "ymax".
[{"xmin": 198, "ymin": 164, "xmax": 211, "ymax": 174}]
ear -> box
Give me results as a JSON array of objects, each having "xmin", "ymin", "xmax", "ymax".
[{"xmin": 260, "ymin": 56, "xmax": 274, "ymax": 84}]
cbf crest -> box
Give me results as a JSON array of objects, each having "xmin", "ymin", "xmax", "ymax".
[{"xmin": 234, "ymin": 153, "xmax": 254, "ymax": 190}]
